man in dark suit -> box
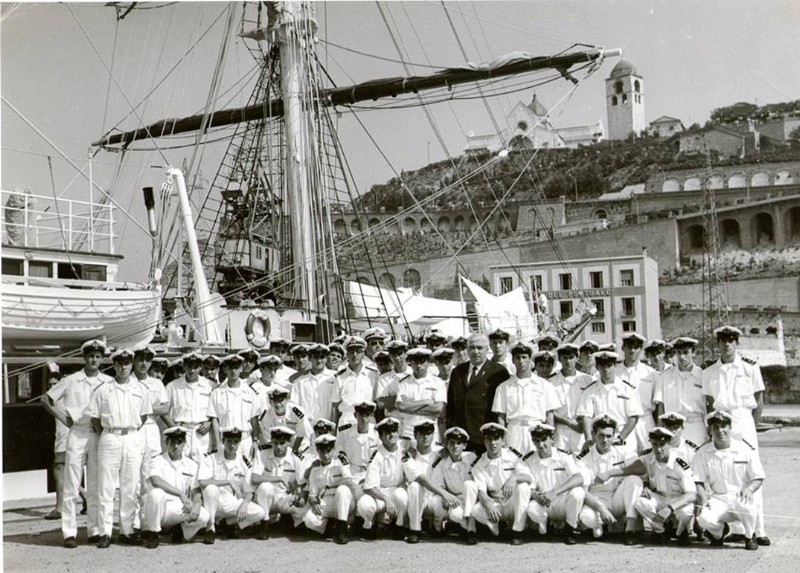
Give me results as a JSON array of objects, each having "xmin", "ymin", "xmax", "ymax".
[{"xmin": 446, "ymin": 333, "xmax": 510, "ymax": 454}]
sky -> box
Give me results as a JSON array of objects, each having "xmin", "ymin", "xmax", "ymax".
[{"xmin": 2, "ymin": 0, "xmax": 799, "ymax": 280}]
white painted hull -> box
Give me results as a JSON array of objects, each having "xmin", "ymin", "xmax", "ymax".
[{"xmin": 2, "ymin": 282, "xmax": 161, "ymax": 348}]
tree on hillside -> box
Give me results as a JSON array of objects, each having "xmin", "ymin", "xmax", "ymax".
[{"xmin": 710, "ymin": 102, "xmax": 758, "ymax": 124}]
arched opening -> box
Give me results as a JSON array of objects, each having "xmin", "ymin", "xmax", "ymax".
[
  {"xmin": 751, "ymin": 172, "xmax": 770, "ymax": 187},
  {"xmin": 684, "ymin": 224, "xmax": 705, "ymax": 253},
  {"xmin": 453, "ymin": 214, "xmax": 465, "ymax": 231},
  {"xmin": 368, "ymin": 218, "xmax": 381, "ymax": 230},
  {"xmin": 611, "ymin": 95, "xmax": 618, "ymax": 106},
  {"xmin": 719, "ymin": 219, "xmax": 742, "ymax": 250},
  {"xmin": 438, "ymin": 216, "xmax": 451, "ymax": 232},
  {"xmin": 419, "ymin": 219, "xmax": 432, "ymax": 234},
  {"xmin": 662, "ymin": 179, "xmax": 681, "ymax": 192},
  {"xmin": 775, "ymin": 170, "xmax": 793, "ymax": 185},
  {"xmin": 333, "ymin": 219, "xmax": 348, "ymax": 235},
  {"xmin": 614, "ymin": 81, "xmax": 623, "ymax": 94},
  {"xmin": 403, "ymin": 217, "xmax": 417, "ymax": 234},
  {"xmin": 684, "ymin": 177, "xmax": 702, "ymax": 191},
  {"xmin": 634, "ymin": 80, "xmax": 641, "ymax": 93},
  {"xmin": 785, "ymin": 207, "xmax": 800, "ymax": 242},
  {"xmin": 350, "ymin": 218, "xmax": 362, "ymax": 235},
  {"xmin": 708, "ymin": 175, "xmax": 725, "ymax": 189},
  {"xmin": 402, "ymin": 268, "xmax": 421, "ymax": 290},
  {"xmin": 622, "ymin": 94, "xmax": 628, "ymax": 104},
  {"xmin": 752, "ymin": 212, "xmax": 775, "ymax": 246},
  {"xmin": 508, "ymin": 135, "xmax": 534, "ymax": 150},
  {"xmin": 728, "ymin": 174, "xmax": 747, "ymax": 188},
  {"xmin": 594, "ymin": 209, "xmax": 608, "ymax": 220},
  {"xmin": 378, "ymin": 272, "xmax": 397, "ymax": 290},
  {"xmin": 355, "ymin": 275, "xmax": 374, "ymax": 286}
]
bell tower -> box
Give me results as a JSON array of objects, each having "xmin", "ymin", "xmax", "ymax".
[{"xmin": 606, "ymin": 60, "xmax": 645, "ymax": 140}]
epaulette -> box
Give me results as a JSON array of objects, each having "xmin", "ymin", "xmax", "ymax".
[
  {"xmin": 742, "ymin": 438, "xmax": 756, "ymax": 451},
  {"xmin": 337, "ymin": 451, "xmax": 349, "ymax": 464},
  {"xmin": 622, "ymin": 379, "xmax": 635, "ymax": 389},
  {"xmin": 575, "ymin": 450, "xmax": 588, "ymax": 460},
  {"xmin": 204, "ymin": 449, "xmax": 218, "ymax": 457},
  {"xmin": 310, "ymin": 459, "xmax": 322, "ymax": 469},
  {"xmin": 369, "ymin": 451, "xmax": 378, "ymax": 462},
  {"xmin": 523, "ymin": 451, "xmax": 536, "ymax": 461},
  {"xmin": 676, "ymin": 457, "xmax": 690, "ymax": 471},
  {"xmin": 584, "ymin": 380, "xmax": 597, "ymax": 389},
  {"xmin": 292, "ymin": 406, "xmax": 305, "ymax": 419},
  {"xmin": 288, "ymin": 372, "xmax": 301, "ymax": 383},
  {"xmin": 470, "ymin": 456, "xmax": 480, "ymax": 467},
  {"xmin": 259, "ymin": 443, "xmax": 273, "ymax": 450},
  {"xmin": 338, "ymin": 423, "xmax": 353, "ymax": 432},
  {"xmin": 431, "ymin": 453, "xmax": 445, "ymax": 468},
  {"xmin": 743, "ymin": 357, "xmax": 757, "ymax": 365},
  {"xmin": 640, "ymin": 448, "xmax": 652, "ymax": 455},
  {"xmin": 557, "ymin": 448, "xmax": 571, "ymax": 455},
  {"xmin": 242, "ymin": 455, "xmax": 251, "ymax": 468},
  {"xmin": 685, "ymin": 439, "xmax": 699, "ymax": 450},
  {"xmin": 364, "ymin": 363, "xmax": 379, "ymax": 372},
  {"xmin": 509, "ymin": 447, "xmax": 523, "ymax": 458},
  {"xmin": 296, "ymin": 451, "xmax": 304, "ymax": 460},
  {"xmin": 336, "ymin": 366, "xmax": 348, "ymax": 376},
  {"xmin": 398, "ymin": 374, "xmax": 411, "ymax": 382}
]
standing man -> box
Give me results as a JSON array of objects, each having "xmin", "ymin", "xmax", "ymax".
[
  {"xmin": 141, "ymin": 427, "xmax": 211, "ymax": 549},
  {"xmin": 451, "ymin": 337, "xmax": 469, "ymax": 366},
  {"xmin": 260, "ymin": 387, "xmax": 312, "ymax": 454},
  {"xmin": 644, "ymin": 340, "xmax": 670, "ymax": 373},
  {"xmin": 86, "ymin": 348, "xmax": 152, "ymax": 547},
  {"xmin": 550, "ymin": 343, "xmax": 593, "ymax": 454},
  {"xmin": 201, "ymin": 355, "xmax": 222, "ymax": 386},
  {"xmin": 291, "ymin": 343, "xmax": 338, "ymax": 423},
  {"xmin": 616, "ymin": 333, "xmax": 656, "ymax": 454},
  {"xmin": 432, "ymin": 347, "xmax": 456, "ymax": 382},
  {"xmin": 446, "ymin": 333, "xmax": 510, "ymax": 454},
  {"xmin": 492, "ymin": 344, "xmax": 561, "ymax": 455},
  {"xmin": 577, "ymin": 340, "xmax": 599, "ymax": 376},
  {"xmin": 488, "ymin": 329, "xmax": 515, "ymax": 375},
  {"xmin": 333, "ymin": 336, "xmax": 379, "ymax": 424},
  {"xmin": 42, "ymin": 339, "xmax": 111, "ymax": 548},
  {"xmin": 44, "ymin": 365, "xmax": 68, "ymax": 521},
  {"xmin": 395, "ymin": 348, "xmax": 447, "ymax": 442},
  {"xmin": 164, "ymin": 351, "xmax": 214, "ymax": 460},
  {"xmin": 326, "ymin": 342, "xmax": 345, "ymax": 372},
  {"xmin": 693, "ymin": 411, "xmax": 765, "ymax": 550},
  {"xmin": 375, "ymin": 339, "xmax": 411, "ymax": 421},
  {"xmin": 208, "ymin": 355, "xmax": 261, "ymax": 456},
  {"xmin": 363, "ymin": 327, "xmax": 388, "ymax": 369},
  {"xmin": 702, "ymin": 325, "xmax": 769, "ymax": 545},
  {"xmin": 653, "ymin": 337, "xmax": 707, "ymax": 445}
]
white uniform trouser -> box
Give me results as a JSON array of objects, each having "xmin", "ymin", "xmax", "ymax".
[
  {"xmin": 304, "ymin": 485, "xmax": 354, "ymax": 533},
  {"xmin": 61, "ymin": 425, "xmax": 100, "ymax": 539},
  {"xmin": 526, "ymin": 487, "xmax": 585, "ymax": 532},
  {"xmin": 697, "ymin": 494, "xmax": 758, "ymax": 539},
  {"xmin": 179, "ymin": 424, "xmax": 210, "ymax": 460},
  {"xmin": 554, "ymin": 424, "xmax": 584, "ymax": 454},
  {"xmin": 137, "ymin": 422, "xmax": 162, "ymax": 530},
  {"xmin": 634, "ymin": 492, "xmax": 693, "ymax": 534},
  {"xmin": 357, "ymin": 486, "xmax": 408, "ymax": 529},
  {"xmin": 255, "ymin": 482, "xmax": 305, "ymax": 527},
  {"xmin": 407, "ymin": 481, "xmax": 436, "ymax": 531},
  {"xmin": 143, "ymin": 488, "xmax": 210, "ymax": 539},
  {"xmin": 429, "ymin": 493, "xmax": 471, "ymax": 530},
  {"xmin": 634, "ymin": 411, "xmax": 656, "ymax": 454},
  {"xmin": 506, "ymin": 421, "xmax": 539, "ymax": 455},
  {"xmin": 727, "ymin": 408, "xmax": 766, "ymax": 537},
  {"xmin": 97, "ymin": 431, "xmax": 145, "ymax": 536},
  {"xmin": 202, "ymin": 485, "xmax": 265, "ymax": 531},
  {"xmin": 462, "ymin": 480, "xmax": 530, "ymax": 535},
  {"xmin": 579, "ymin": 476, "xmax": 643, "ymax": 535}
]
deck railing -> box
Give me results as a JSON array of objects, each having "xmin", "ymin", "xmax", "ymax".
[{"xmin": 1, "ymin": 189, "xmax": 115, "ymax": 253}]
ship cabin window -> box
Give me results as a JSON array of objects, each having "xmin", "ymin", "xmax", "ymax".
[
  {"xmin": 58, "ymin": 263, "xmax": 82, "ymax": 280},
  {"xmin": 560, "ymin": 300, "xmax": 573, "ymax": 319},
  {"xmin": 589, "ymin": 271, "xmax": 604, "ymax": 288},
  {"xmin": 28, "ymin": 261, "xmax": 53, "ymax": 278},
  {"xmin": 57, "ymin": 263, "xmax": 107, "ymax": 282},
  {"xmin": 499, "ymin": 276, "xmax": 514, "ymax": 295},
  {"xmin": 620, "ymin": 269, "xmax": 635, "ymax": 287},
  {"xmin": 559, "ymin": 273, "xmax": 572, "ymax": 290},
  {"xmin": 591, "ymin": 322, "xmax": 606, "ymax": 334},
  {"xmin": 3, "ymin": 364, "xmax": 48, "ymax": 405},
  {"xmin": 2, "ymin": 258, "xmax": 23, "ymax": 276},
  {"xmin": 83, "ymin": 265, "xmax": 107, "ymax": 282}
]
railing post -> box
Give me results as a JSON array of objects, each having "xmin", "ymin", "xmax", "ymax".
[
  {"xmin": 68, "ymin": 199, "xmax": 73, "ymax": 250},
  {"xmin": 109, "ymin": 204, "xmax": 115, "ymax": 255}
]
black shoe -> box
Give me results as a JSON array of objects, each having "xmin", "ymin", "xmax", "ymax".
[
  {"xmin": 406, "ymin": 531, "xmax": 421, "ymax": 544},
  {"xmin": 726, "ymin": 533, "xmax": 747, "ymax": 543},
  {"xmin": 756, "ymin": 536, "xmax": 771, "ymax": 546},
  {"xmin": 390, "ymin": 525, "xmax": 406, "ymax": 541},
  {"xmin": 333, "ymin": 521, "xmax": 349, "ymax": 545},
  {"xmin": 45, "ymin": 509, "xmax": 61, "ymax": 521},
  {"xmin": 143, "ymin": 531, "xmax": 159, "ymax": 549},
  {"xmin": 745, "ymin": 535, "xmax": 759, "ymax": 551},
  {"xmin": 87, "ymin": 535, "xmax": 100, "ymax": 544},
  {"xmin": 360, "ymin": 526, "xmax": 376, "ymax": 541},
  {"xmin": 170, "ymin": 526, "xmax": 184, "ymax": 545},
  {"xmin": 63, "ymin": 537, "xmax": 77, "ymax": 549},
  {"xmin": 624, "ymin": 533, "xmax": 639, "ymax": 546},
  {"xmin": 509, "ymin": 531, "xmax": 523, "ymax": 546},
  {"xmin": 564, "ymin": 525, "xmax": 578, "ymax": 545},
  {"xmin": 648, "ymin": 531, "xmax": 668, "ymax": 545},
  {"xmin": 118, "ymin": 533, "xmax": 142, "ymax": 546},
  {"xmin": 465, "ymin": 531, "xmax": 478, "ymax": 545},
  {"xmin": 96, "ymin": 535, "xmax": 110, "ymax": 549},
  {"xmin": 677, "ymin": 532, "xmax": 691, "ymax": 547},
  {"xmin": 202, "ymin": 529, "xmax": 215, "ymax": 545},
  {"xmin": 257, "ymin": 521, "xmax": 270, "ymax": 541},
  {"xmin": 227, "ymin": 524, "xmax": 240, "ymax": 539},
  {"xmin": 710, "ymin": 524, "xmax": 729, "ymax": 546}
]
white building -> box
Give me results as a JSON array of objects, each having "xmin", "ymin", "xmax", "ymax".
[{"xmin": 606, "ymin": 60, "xmax": 646, "ymax": 140}]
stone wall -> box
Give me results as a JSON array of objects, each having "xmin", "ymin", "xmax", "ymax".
[{"xmin": 660, "ymin": 277, "xmax": 800, "ymax": 313}]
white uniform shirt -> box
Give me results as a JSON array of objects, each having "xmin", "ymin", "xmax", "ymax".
[
  {"xmin": 375, "ymin": 368, "xmax": 412, "ymax": 400},
  {"xmin": 575, "ymin": 378, "xmax": 644, "ymax": 424},
  {"xmin": 333, "ymin": 363, "xmax": 380, "ymax": 419},
  {"xmin": 396, "ymin": 373, "xmax": 447, "ymax": 436},
  {"xmin": 672, "ymin": 437, "xmax": 702, "ymax": 466},
  {"xmin": 252, "ymin": 448, "xmax": 307, "ymax": 493},
  {"xmin": 492, "ymin": 375, "xmax": 562, "ymax": 424},
  {"xmin": 692, "ymin": 439, "xmax": 766, "ymax": 498},
  {"xmin": 576, "ymin": 445, "xmax": 636, "ymax": 494},
  {"xmin": 517, "ymin": 449, "xmax": 582, "ymax": 492},
  {"xmin": 363, "ymin": 445, "xmax": 405, "ymax": 489},
  {"xmin": 259, "ymin": 403, "xmax": 312, "ymax": 441},
  {"xmin": 492, "ymin": 354, "xmax": 516, "ymax": 377},
  {"xmin": 702, "ymin": 356, "xmax": 764, "ymax": 411},
  {"xmin": 198, "ymin": 451, "xmax": 255, "ymax": 497},
  {"xmin": 470, "ymin": 449, "xmax": 522, "ymax": 498},
  {"xmin": 138, "ymin": 376, "xmax": 168, "ymax": 426},
  {"xmin": 430, "ymin": 451, "xmax": 478, "ymax": 495},
  {"xmin": 166, "ymin": 376, "xmax": 215, "ymax": 424},
  {"xmin": 616, "ymin": 361, "xmax": 656, "ymax": 413},
  {"xmin": 47, "ymin": 369, "xmax": 113, "ymax": 428},
  {"xmin": 307, "ymin": 457, "xmax": 352, "ymax": 497},
  {"xmin": 207, "ymin": 382, "xmax": 260, "ymax": 431},
  {"xmin": 402, "ymin": 447, "xmax": 442, "ymax": 482},
  {"xmin": 335, "ymin": 423, "xmax": 380, "ymax": 476},
  {"xmin": 653, "ymin": 366, "xmax": 706, "ymax": 418},
  {"xmin": 550, "ymin": 372, "xmax": 593, "ymax": 420},
  {"xmin": 148, "ymin": 452, "xmax": 200, "ymax": 496},
  {"xmin": 274, "ymin": 365, "xmax": 298, "ymax": 390},
  {"xmin": 637, "ymin": 449, "xmax": 694, "ymax": 496},
  {"xmin": 289, "ymin": 370, "xmax": 338, "ymax": 421},
  {"xmin": 85, "ymin": 379, "xmax": 152, "ymax": 429}
]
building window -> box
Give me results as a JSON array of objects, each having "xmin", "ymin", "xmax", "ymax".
[
  {"xmin": 560, "ymin": 300, "xmax": 573, "ymax": 319},
  {"xmin": 634, "ymin": 80, "xmax": 641, "ymax": 93},
  {"xmin": 559, "ymin": 273, "xmax": 572, "ymax": 290},
  {"xmin": 530, "ymin": 275, "xmax": 543, "ymax": 292},
  {"xmin": 591, "ymin": 299, "xmax": 605, "ymax": 317},
  {"xmin": 620, "ymin": 269, "xmax": 634, "ymax": 287},
  {"xmin": 611, "ymin": 95, "xmax": 618, "ymax": 106},
  {"xmin": 621, "ymin": 297, "xmax": 636, "ymax": 317},
  {"xmin": 614, "ymin": 81, "xmax": 623, "ymax": 94},
  {"xmin": 622, "ymin": 320, "xmax": 637, "ymax": 333},
  {"xmin": 28, "ymin": 261, "xmax": 52, "ymax": 278},
  {"xmin": 622, "ymin": 93, "xmax": 628, "ymax": 104},
  {"xmin": 254, "ymin": 244, "xmax": 263, "ymax": 260},
  {"xmin": 589, "ymin": 271, "xmax": 604, "ymax": 288},
  {"xmin": 499, "ymin": 276, "xmax": 514, "ymax": 294},
  {"xmin": 591, "ymin": 322, "xmax": 606, "ymax": 334}
]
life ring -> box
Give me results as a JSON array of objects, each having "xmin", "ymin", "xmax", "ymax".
[{"xmin": 245, "ymin": 309, "xmax": 271, "ymax": 348}]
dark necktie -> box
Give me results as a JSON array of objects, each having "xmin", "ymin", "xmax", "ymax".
[{"xmin": 468, "ymin": 365, "xmax": 478, "ymax": 386}]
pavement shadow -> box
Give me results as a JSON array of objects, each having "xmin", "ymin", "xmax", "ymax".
[{"xmin": 3, "ymin": 527, "xmax": 65, "ymax": 547}]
